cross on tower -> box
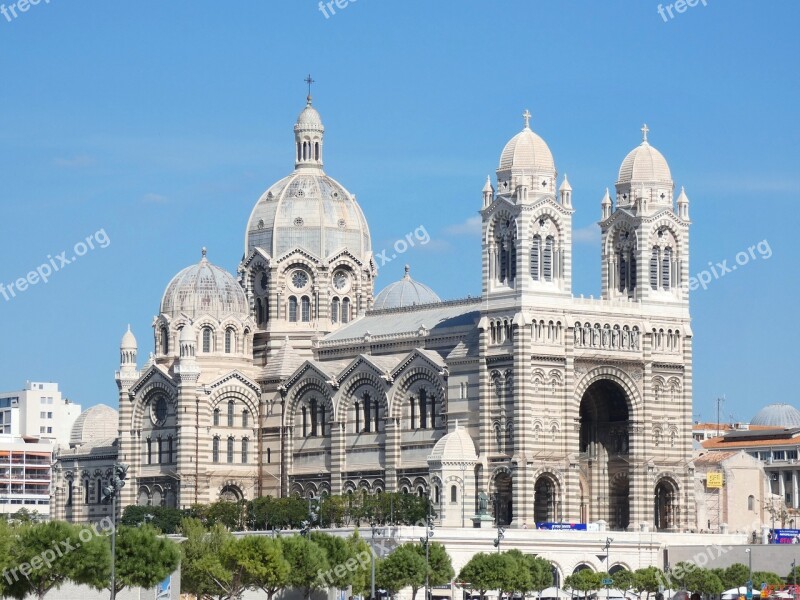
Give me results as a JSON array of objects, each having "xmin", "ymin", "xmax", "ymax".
[
  {"xmin": 641, "ymin": 123, "xmax": 649, "ymax": 142},
  {"xmin": 305, "ymin": 74, "xmax": 315, "ymax": 98},
  {"xmin": 523, "ymin": 109, "xmax": 532, "ymax": 129}
]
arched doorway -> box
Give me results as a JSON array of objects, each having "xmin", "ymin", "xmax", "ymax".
[
  {"xmin": 654, "ymin": 478, "xmax": 677, "ymax": 530},
  {"xmin": 579, "ymin": 378, "xmax": 631, "ymax": 529},
  {"xmin": 534, "ymin": 474, "xmax": 558, "ymax": 523},
  {"xmin": 572, "ymin": 563, "xmax": 592, "ymax": 575},
  {"xmin": 220, "ymin": 484, "xmax": 243, "ymax": 502},
  {"xmin": 493, "ymin": 471, "xmax": 512, "ymax": 526},
  {"xmin": 551, "ymin": 564, "xmax": 562, "ymax": 588}
]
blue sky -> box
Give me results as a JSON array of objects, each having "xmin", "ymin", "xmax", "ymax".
[{"xmin": 0, "ymin": 1, "xmax": 797, "ymax": 425}]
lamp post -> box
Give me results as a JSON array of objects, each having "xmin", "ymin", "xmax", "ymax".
[
  {"xmin": 371, "ymin": 523, "xmax": 384, "ymax": 600},
  {"xmin": 101, "ymin": 462, "xmax": 128, "ymax": 600},
  {"xmin": 745, "ymin": 548, "xmax": 752, "ymax": 600},
  {"xmin": 420, "ymin": 500, "xmax": 435, "ymax": 600},
  {"xmin": 601, "ymin": 537, "xmax": 613, "ymax": 600},
  {"xmin": 791, "ymin": 558, "xmax": 797, "ymax": 600}
]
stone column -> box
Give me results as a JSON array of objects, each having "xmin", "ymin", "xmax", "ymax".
[
  {"xmin": 384, "ymin": 418, "xmax": 400, "ymax": 493},
  {"xmin": 510, "ymin": 313, "xmax": 532, "ymax": 528},
  {"xmin": 793, "ymin": 470, "xmax": 799, "ymax": 509},
  {"xmin": 330, "ymin": 421, "xmax": 345, "ymax": 495}
]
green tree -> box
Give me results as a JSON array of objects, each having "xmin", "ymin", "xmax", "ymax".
[
  {"xmin": 722, "ymin": 563, "xmax": 751, "ymax": 589},
  {"xmin": 120, "ymin": 505, "xmax": 185, "ymax": 534},
  {"xmin": 179, "ymin": 517, "xmax": 234, "ymax": 599},
  {"xmin": 526, "ymin": 555, "xmax": 555, "ymax": 592},
  {"xmin": 281, "ymin": 534, "xmax": 330, "ymax": 599},
  {"xmin": 409, "ymin": 542, "xmax": 454, "ymax": 599},
  {"xmin": 612, "ymin": 569, "xmax": 635, "ymax": 591},
  {"xmin": 347, "ymin": 530, "xmax": 374, "ymax": 597},
  {"xmin": 685, "ymin": 568, "xmax": 723, "ymax": 599},
  {"xmin": 633, "ymin": 566, "xmax": 664, "ymax": 600},
  {"xmin": 111, "ymin": 525, "xmax": 181, "ymax": 595},
  {"xmin": 501, "ymin": 550, "xmax": 534, "ymax": 596},
  {"xmin": 207, "ymin": 500, "xmax": 247, "ymax": 530},
  {"xmin": 565, "ymin": 569, "xmax": 601, "ymax": 594},
  {"xmin": 753, "ymin": 571, "xmax": 783, "ymax": 587},
  {"xmin": 239, "ymin": 536, "xmax": 290, "ymax": 600},
  {"xmin": 0, "ymin": 519, "xmax": 14, "ymax": 597},
  {"xmin": 311, "ymin": 531, "xmax": 356, "ymax": 590},
  {"xmin": 458, "ymin": 552, "xmax": 515, "ymax": 599},
  {"xmin": 787, "ymin": 564, "xmax": 800, "ymax": 583},
  {"xmin": 5, "ymin": 521, "xmax": 111, "ymax": 600},
  {"xmin": 377, "ymin": 543, "xmax": 427, "ymax": 599}
]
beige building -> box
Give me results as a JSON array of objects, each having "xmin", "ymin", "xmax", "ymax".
[{"xmin": 54, "ymin": 95, "xmax": 698, "ymax": 532}]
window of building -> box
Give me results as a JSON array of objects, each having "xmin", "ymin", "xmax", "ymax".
[
  {"xmin": 40, "ymin": 412, "xmax": 46, "ymax": 419},
  {"xmin": 158, "ymin": 437, "xmax": 164, "ymax": 464},
  {"xmin": 242, "ymin": 409, "xmax": 249, "ymax": 428},
  {"xmin": 289, "ymin": 296, "xmax": 298, "ymax": 322},
  {"xmin": 47, "ymin": 427, "xmax": 52, "ymax": 433},
  {"xmin": 331, "ymin": 297, "xmax": 340, "ymax": 323},
  {"xmin": 774, "ymin": 451, "xmax": 786, "ymax": 461},
  {"xmin": 789, "ymin": 450, "xmax": 798, "ymax": 460},
  {"xmin": 213, "ymin": 408, "xmax": 220, "ymax": 426},
  {"xmin": 451, "ymin": 485, "xmax": 457, "ymax": 503},
  {"xmin": 84, "ymin": 480, "xmax": 89, "ymax": 505},
  {"xmin": 168, "ymin": 436, "xmax": 174, "ymax": 463},
  {"xmin": 342, "ymin": 298, "xmax": 350, "ymax": 323},
  {"xmin": 267, "ymin": 448, "xmax": 271, "ymax": 463},
  {"xmin": 301, "ymin": 296, "xmax": 311, "ymax": 322},
  {"xmin": 66, "ymin": 480, "xmax": 73, "ymax": 506},
  {"xmin": 227, "ymin": 401, "xmax": 235, "ymax": 427},
  {"xmin": 242, "ymin": 438, "xmax": 249, "ymax": 464},
  {"xmin": 227, "ymin": 437, "xmax": 234, "ymax": 464},
  {"xmin": 47, "ymin": 412, "xmax": 52, "ymax": 419},
  {"xmin": 225, "ymin": 328, "xmax": 234, "ymax": 354},
  {"xmin": 39, "ymin": 426, "xmax": 46, "ymax": 434},
  {"xmin": 212, "ymin": 437, "xmax": 219, "ymax": 463},
  {"xmin": 147, "ymin": 437, "xmax": 152, "ymax": 464},
  {"xmin": 202, "ymin": 327, "xmax": 213, "ymax": 353}
]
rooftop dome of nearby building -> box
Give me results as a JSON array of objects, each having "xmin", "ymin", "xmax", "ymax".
[
  {"xmin": 160, "ymin": 248, "xmax": 248, "ymax": 319},
  {"xmin": 617, "ymin": 124, "xmax": 672, "ymax": 185},
  {"xmin": 428, "ymin": 422, "xmax": 478, "ymax": 463},
  {"xmin": 498, "ymin": 111, "xmax": 556, "ymax": 175},
  {"xmin": 70, "ymin": 404, "xmax": 118, "ymax": 447},
  {"xmin": 373, "ymin": 265, "xmax": 441, "ymax": 310},
  {"xmin": 750, "ymin": 403, "xmax": 800, "ymax": 429}
]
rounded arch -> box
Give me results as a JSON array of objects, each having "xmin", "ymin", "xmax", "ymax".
[
  {"xmin": 208, "ymin": 385, "xmax": 260, "ymax": 418},
  {"xmin": 572, "ymin": 563, "xmax": 594, "ymax": 575},
  {"xmin": 389, "ymin": 366, "xmax": 446, "ymax": 421},
  {"xmin": 654, "ymin": 474, "xmax": 680, "ymax": 530},
  {"xmin": 484, "ymin": 208, "xmax": 518, "ymax": 246},
  {"xmin": 131, "ymin": 385, "xmax": 177, "ymax": 431},
  {"xmin": 284, "ymin": 377, "xmax": 334, "ymax": 427},
  {"xmin": 609, "ymin": 563, "xmax": 632, "ymax": 575},
  {"xmin": 573, "ymin": 367, "xmax": 642, "ymax": 419},
  {"xmin": 336, "ymin": 370, "xmax": 389, "ymax": 423},
  {"xmin": 218, "ymin": 480, "xmax": 247, "ymax": 502}
]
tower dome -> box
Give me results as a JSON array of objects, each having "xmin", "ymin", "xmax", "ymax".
[
  {"xmin": 245, "ymin": 97, "xmax": 372, "ymax": 264},
  {"xmin": 120, "ymin": 325, "xmax": 137, "ymax": 350},
  {"xmin": 373, "ymin": 265, "xmax": 441, "ymax": 310},
  {"xmin": 160, "ymin": 248, "xmax": 248, "ymax": 319},
  {"xmin": 751, "ymin": 403, "xmax": 800, "ymax": 429},
  {"xmin": 615, "ymin": 124, "xmax": 674, "ymax": 210},
  {"xmin": 495, "ymin": 110, "xmax": 557, "ymax": 196}
]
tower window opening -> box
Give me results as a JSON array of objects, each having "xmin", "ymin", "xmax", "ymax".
[
  {"xmin": 662, "ymin": 247, "xmax": 672, "ymax": 290},
  {"xmin": 202, "ymin": 327, "xmax": 212, "ymax": 353},
  {"xmin": 289, "ymin": 296, "xmax": 298, "ymax": 322},
  {"xmin": 301, "ymin": 296, "xmax": 311, "ymax": 322},
  {"xmin": 331, "ymin": 297, "xmax": 340, "ymax": 323}
]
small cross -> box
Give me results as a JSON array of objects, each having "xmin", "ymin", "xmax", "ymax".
[
  {"xmin": 305, "ymin": 74, "xmax": 315, "ymax": 99},
  {"xmin": 523, "ymin": 109, "xmax": 532, "ymax": 129},
  {"xmin": 641, "ymin": 123, "xmax": 649, "ymax": 142}
]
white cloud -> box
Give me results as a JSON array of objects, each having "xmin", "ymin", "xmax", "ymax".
[
  {"xmin": 444, "ymin": 215, "xmax": 482, "ymax": 236},
  {"xmin": 53, "ymin": 155, "xmax": 95, "ymax": 168},
  {"xmin": 573, "ymin": 224, "xmax": 601, "ymax": 245},
  {"xmin": 142, "ymin": 193, "xmax": 169, "ymax": 204}
]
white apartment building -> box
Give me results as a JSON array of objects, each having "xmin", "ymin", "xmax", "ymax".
[{"xmin": 0, "ymin": 381, "xmax": 81, "ymax": 447}]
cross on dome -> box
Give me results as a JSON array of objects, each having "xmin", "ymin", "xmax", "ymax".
[
  {"xmin": 641, "ymin": 123, "xmax": 649, "ymax": 143},
  {"xmin": 523, "ymin": 109, "xmax": 532, "ymax": 129},
  {"xmin": 305, "ymin": 74, "xmax": 315, "ymax": 105}
]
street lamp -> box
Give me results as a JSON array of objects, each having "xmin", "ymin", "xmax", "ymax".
[
  {"xmin": 745, "ymin": 548, "xmax": 752, "ymax": 600},
  {"xmin": 420, "ymin": 501, "xmax": 435, "ymax": 600},
  {"xmin": 601, "ymin": 537, "xmax": 613, "ymax": 600},
  {"xmin": 101, "ymin": 462, "xmax": 128, "ymax": 600},
  {"xmin": 371, "ymin": 523, "xmax": 384, "ymax": 600}
]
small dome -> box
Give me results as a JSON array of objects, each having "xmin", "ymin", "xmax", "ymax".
[
  {"xmin": 751, "ymin": 404, "xmax": 800, "ymax": 428},
  {"xmin": 295, "ymin": 99, "xmax": 324, "ymax": 131},
  {"xmin": 120, "ymin": 325, "xmax": 137, "ymax": 350},
  {"xmin": 617, "ymin": 125, "xmax": 672, "ymax": 185},
  {"xmin": 70, "ymin": 404, "xmax": 118, "ymax": 447},
  {"xmin": 160, "ymin": 248, "xmax": 248, "ymax": 320},
  {"xmin": 498, "ymin": 126, "xmax": 556, "ymax": 174},
  {"xmin": 428, "ymin": 423, "xmax": 478, "ymax": 463},
  {"xmin": 373, "ymin": 265, "xmax": 441, "ymax": 310}
]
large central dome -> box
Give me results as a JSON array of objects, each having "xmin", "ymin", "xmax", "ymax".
[{"xmin": 245, "ymin": 97, "xmax": 372, "ymax": 264}]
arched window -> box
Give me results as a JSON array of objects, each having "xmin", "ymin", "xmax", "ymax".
[
  {"xmin": 410, "ymin": 396, "xmax": 417, "ymax": 430},
  {"xmin": 543, "ymin": 236, "xmax": 554, "ymax": 281},
  {"xmin": 302, "ymin": 406, "xmax": 308, "ymax": 437},
  {"xmin": 319, "ymin": 405, "xmax": 326, "ymax": 436},
  {"xmin": 157, "ymin": 436, "xmax": 164, "ymax": 463},
  {"xmin": 331, "ymin": 297, "xmax": 340, "ymax": 323},
  {"xmin": 748, "ymin": 494, "xmax": 755, "ymax": 511},
  {"xmin": 96, "ymin": 478, "xmax": 102, "ymax": 504},
  {"xmin": 420, "ymin": 390, "xmax": 428, "ymax": 429},
  {"xmin": 363, "ymin": 393, "xmax": 372, "ymax": 433},
  {"xmin": 531, "ymin": 235, "xmax": 541, "ymax": 281},
  {"xmin": 227, "ymin": 437, "xmax": 234, "ymax": 463},
  {"xmin": 451, "ymin": 485, "xmax": 457, "ymax": 503},
  {"xmin": 354, "ymin": 401, "xmax": 361, "ymax": 434},
  {"xmin": 314, "ymin": 142, "xmax": 320, "ymax": 161},
  {"xmin": 212, "ymin": 437, "xmax": 220, "ymax": 463},
  {"xmin": 434, "ymin": 485, "xmax": 440, "ymax": 504},
  {"xmin": 267, "ymin": 447, "xmax": 272, "ymax": 463},
  {"xmin": 289, "ymin": 296, "xmax": 298, "ymax": 322},
  {"xmin": 662, "ymin": 247, "xmax": 672, "ymax": 290},
  {"xmin": 161, "ymin": 326, "xmax": 169, "ymax": 355},
  {"xmin": 650, "ymin": 247, "xmax": 660, "ymax": 290},
  {"xmin": 202, "ymin": 327, "xmax": 212, "ymax": 353},
  {"xmin": 168, "ymin": 436, "xmax": 174, "ymax": 463},
  {"xmin": 66, "ymin": 480, "xmax": 73, "ymax": 506},
  {"xmin": 256, "ymin": 298, "xmax": 264, "ymax": 325},
  {"xmin": 311, "ymin": 399, "xmax": 318, "ymax": 436},
  {"xmin": 225, "ymin": 328, "xmax": 234, "ymax": 353},
  {"xmin": 242, "ymin": 409, "xmax": 249, "ymax": 428},
  {"xmin": 213, "ymin": 408, "xmax": 220, "ymax": 426},
  {"xmin": 242, "ymin": 438, "xmax": 249, "ymax": 464},
  {"xmin": 146, "ymin": 437, "xmax": 152, "ymax": 465},
  {"xmin": 342, "ymin": 298, "xmax": 350, "ymax": 323},
  {"xmin": 301, "ymin": 296, "xmax": 311, "ymax": 322},
  {"xmin": 227, "ymin": 400, "xmax": 235, "ymax": 427},
  {"xmin": 84, "ymin": 480, "xmax": 89, "ymax": 504},
  {"xmin": 297, "ymin": 143, "xmax": 301, "ymax": 163}
]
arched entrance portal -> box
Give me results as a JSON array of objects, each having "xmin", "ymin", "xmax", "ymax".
[
  {"xmin": 654, "ymin": 478, "xmax": 677, "ymax": 530},
  {"xmin": 579, "ymin": 378, "xmax": 632, "ymax": 529},
  {"xmin": 534, "ymin": 474, "xmax": 559, "ymax": 523},
  {"xmin": 220, "ymin": 484, "xmax": 243, "ymax": 502},
  {"xmin": 493, "ymin": 471, "xmax": 513, "ymax": 526}
]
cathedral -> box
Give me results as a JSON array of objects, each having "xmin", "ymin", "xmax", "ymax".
[{"xmin": 53, "ymin": 93, "xmax": 695, "ymax": 532}]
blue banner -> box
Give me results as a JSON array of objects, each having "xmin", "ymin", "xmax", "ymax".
[
  {"xmin": 535, "ymin": 522, "xmax": 587, "ymax": 530},
  {"xmin": 774, "ymin": 529, "xmax": 800, "ymax": 544}
]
